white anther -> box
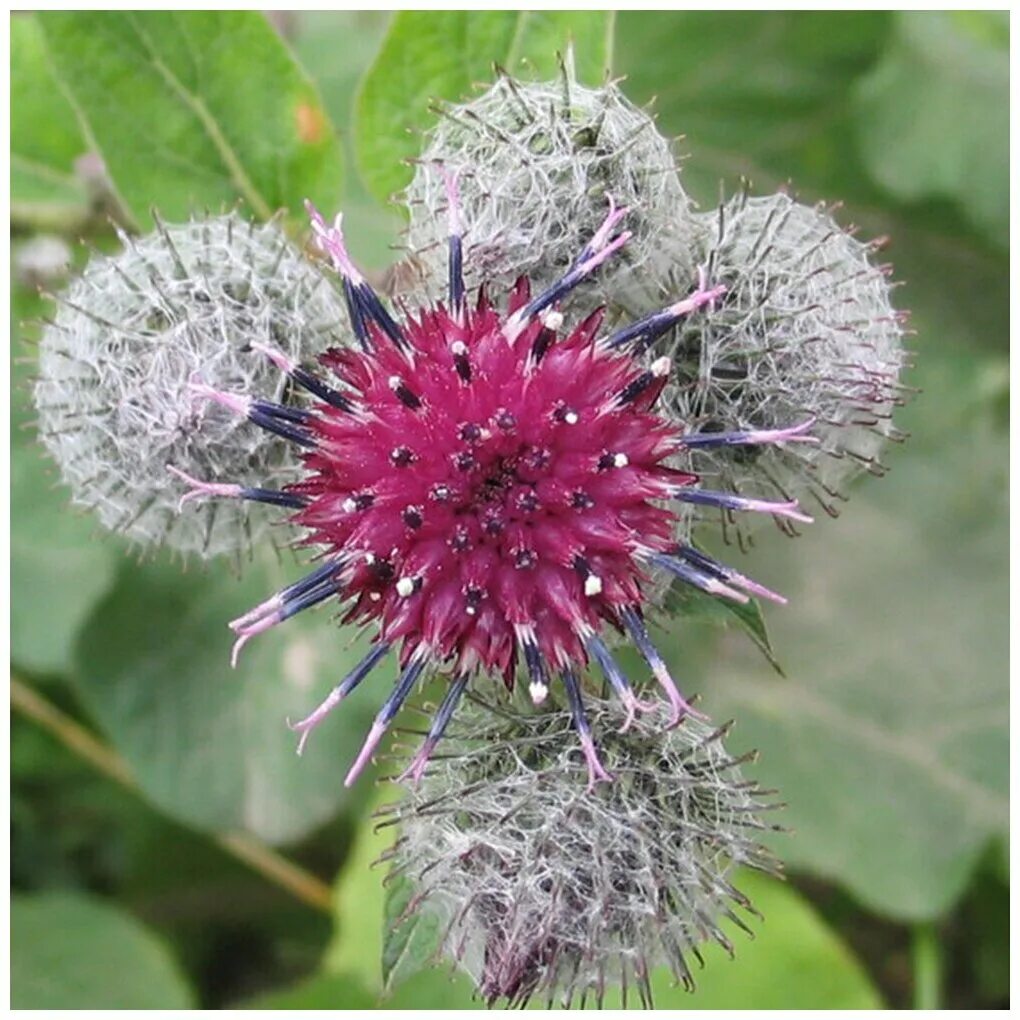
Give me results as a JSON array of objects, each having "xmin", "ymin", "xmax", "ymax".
[
  {"xmin": 342, "ymin": 498, "xmax": 357, "ymax": 513},
  {"xmin": 529, "ymin": 680, "xmax": 549, "ymax": 704},
  {"xmin": 540, "ymin": 309, "xmax": 564, "ymax": 331},
  {"xmin": 651, "ymin": 356, "xmax": 671, "ymax": 377},
  {"xmin": 396, "ymin": 577, "xmax": 415, "ymax": 598},
  {"xmin": 613, "ymin": 452, "xmax": 629, "ymax": 468},
  {"xmin": 584, "ymin": 575, "xmax": 603, "ymax": 597},
  {"xmin": 450, "ymin": 340, "xmax": 468, "ymax": 356},
  {"xmin": 563, "ymin": 410, "xmax": 579, "ymax": 425}
]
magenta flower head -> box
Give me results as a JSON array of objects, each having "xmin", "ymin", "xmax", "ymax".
[{"xmin": 172, "ymin": 174, "xmax": 816, "ymax": 786}]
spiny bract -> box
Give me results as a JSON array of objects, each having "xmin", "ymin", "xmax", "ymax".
[
  {"xmin": 170, "ymin": 181, "xmax": 816, "ymax": 786},
  {"xmin": 383, "ymin": 696, "xmax": 783, "ymax": 1008},
  {"xmin": 405, "ymin": 61, "xmax": 704, "ymax": 317},
  {"xmin": 659, "ymin": 191, "xmax": 909, "ymax": 537},
  {"xmin": 34, "ymin": 213, "xmax": 351, "ymax": 560}
]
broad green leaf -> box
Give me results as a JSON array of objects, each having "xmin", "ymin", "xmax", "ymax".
[
  {"xmin": 11, "ymin": 14, "xmax": 90, "ymax": 231},
  {"xmin": 11, "ymin": 892, "xmax": 194, "ymax": 1009},
  {"xmin": 38, "ymin": 11, "xmax": 343, "ymax": 230},
  {"xmin": 73, "ymin": 553, "xmax": 381, "ymax": 844},
  {"xmin": 854, "ymin": 12, "xmax": 1008, "ymax": 250},
  {"xmin": 355, "ymin": 11, "xmax": 614, "ymax": 203},
  {"xmin": 10, "ymin": 276, "xmax": 120, "ymax": 676}
]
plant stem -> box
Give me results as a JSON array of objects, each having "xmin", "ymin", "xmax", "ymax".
[
  {"xmin": 10, "ymin": 675, "xmax": 333, "ymax": 915},
  {"xmin": 911, "ymin": 921, "xmax": 942, "ymax": 1010}
]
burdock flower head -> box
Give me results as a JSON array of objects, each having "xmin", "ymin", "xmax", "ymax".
[
  {"xmin": 172, "ymin": 176, "xmax": 816, "ymax": 785},
  {"xmin": 660, "ymin": 190, "xmax": 909, "ymax": 534},
  {"xmin": 34, "ymin": 212, "xmax": 350, "ymax": 560},
  {"xmin": 404, "ymin": 59, "xmax": 704, "ymax": 316},
  {"xmin": 381, "ymin": 696, "xmax": 783, "ymax": 1008}
]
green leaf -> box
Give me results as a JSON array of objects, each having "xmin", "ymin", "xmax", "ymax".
[
  {"xmin": 382, "ymin": 873, "xmax": 444, "ymax": 993},
  {"xmin": 11, "ymin": 442, "xmax": 120, "ymax": 677},
  {"xmin": 354, "ymin": 11, "xmax": 614, "ymax": 203},
  {"xmin": 10, "ymin": 277, "xmax": 120, "ymax": 677},
  {"xmin": 37, "ymin": 11, "xmax": 343, "ymax": 230},
  {"xmin": 663, "ymin": 582, "xmax": 782, "ymax": 674},
  {"xmin": 11, "ymin": 14, "xmax": 90, "ymax": 231},
  {"xmin": 853, "ymin": 12, "xmax": 1008, "ymax": 249},
  {"xmin": 324, "ymin": 779, "xmax": 403, "ymax": 988},
  {"xmin": 242, "ymin": 972, "xmax": 378, "ymax": 1010},
  {"xmin": 73, "ymin": 554, "xmax": 381, "ymax": 843},
  {"xmin": 593, "ymin": 874, "xmax": 881, "ymax": 1009},
  {"xmin": 240, "ymin": 968, "xmax": 478, "ymax": 1010},
  {"xmin": 11, "ymin": 892, "xmax": 194, "ymax": 1009}
]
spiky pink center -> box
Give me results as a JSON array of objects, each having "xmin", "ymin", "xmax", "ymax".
[{"xmin": 292, "ymin": 282, "xmax": 690, "ymax": 683}]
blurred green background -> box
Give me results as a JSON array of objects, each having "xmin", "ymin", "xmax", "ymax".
[{"xmin": 10, "ymin": 11, "xmax": 1008, "ymax": 1010}]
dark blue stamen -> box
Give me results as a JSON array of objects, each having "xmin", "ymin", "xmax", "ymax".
[
  {"xmin": 238, "ymin": 487, "xmax": 311, "ymax": 510},
  {"xmin": 291, "ymin": 367, "xmax": 355, "ymax": 412},
  {"xmin": 282, "ymin": 559, "xmax": 347, "ymax": 603},
  {"xmin": 332, "ymin": 641, "xmax": 393, "ymax": 702},
  {"xmin": 561, "ymin": 666, "xmax": 593, "ymax": 737},
  {"xmin": 649, "ymin": 551, "xmax": 733, "ymax": 597},
  {"xmin": 448, "ymin": 233, "xmax": 464, "ymax": 313},
  {"xmin": 342, "ymin": 277, "xmax": 371, "ymax": 351},
  {"xmin": 521, "ymin": 639, "xmax": 551, "ymax": 695},
  {"xmin": 618, "ymin": 606, "xmax": 667, "ymax": 675},
  {"xmin": 251, "ymin": 398, "xmax": 311, "ymax": 425},
  {"xmin": 278, "ymin": 578, "xmax": 343, "ymax": 621},
  {"xmin": 248, "ymin": 408, "xmax": 315, "ymax": 447},
  {"xmin": 356, "ymin": 283, "xmax": 408, "ymax": 351},
  {"xmin": 603, "ymin": 307, "xmax": 679, "ymax": 353},
  {"xmin": 377, "ymin": 655, "xmax": 429, "ymax": 725},
  {"xmin": 616, "ymin": 369, "xmax": 657, "ymax": 406},
  {"xmin": 673, "ymin": 489, "xmax": 760, "ymax": 512},
  {"xmin": 585, "ymin": 632, "xmax": 635, "ymax": 702},
  {"xmin": 427, "ymin": 672, "xmax": 469, "ymax": 743}
]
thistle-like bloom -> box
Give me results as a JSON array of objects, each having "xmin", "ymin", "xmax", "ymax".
[
  {"xmin": 172, "ymin": 181, "xmax": 816, "ymax": 785},
  {"xmin": 382, "ymin": 696, "xmax": 783, "ymax": 1008},
  {"xmin": 34, "ymin": 213, "xmax": 350, "ymax": 560},
  {"xmin": 660, "ymin": 191, "xmax": 909, "ymax": 536},
  {"xmin": 405, "ymin": 60, "xmax": 704, "ymax": 316}
]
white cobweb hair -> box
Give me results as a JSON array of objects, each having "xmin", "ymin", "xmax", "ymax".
[
  {"xmin": 657, "ymin": 190, "xmax": 910, "ymax": 541},
  {"xmin": 403, "ymin": 57, "xmax": 706, "ymax": 318},
  {"xmin": 381, "ymin": 695, "xmax": 782, "ymax": 1008},
  {"xmin": 34, "ymin": 212, "xmax": 352, "ymax": 562}
]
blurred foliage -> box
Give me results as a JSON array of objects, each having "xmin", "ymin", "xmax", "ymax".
[
  {"xmin": 38, "ymin": 11, "xmax": 343, "ymax": 230},
  {"xmin": 354, "ymin": 11, "xmax": 614, "ymax": 203},
  {"xmin": 10, "ymin": 10, "xmax": 1007, "ymax": 1010}
]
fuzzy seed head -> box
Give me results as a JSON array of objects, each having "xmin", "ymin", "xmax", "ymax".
[
  {"xmin": 385, "ymin": 697, "xmax": 782, "ymax": 1008},
  {"xmin": 405, "ymin": 68, "xmax": 703, "ymax": 316},
  {"xmin": 34, "ymin": 213, "xmax": 350, "ymax": 559},
  {"xmin": 660, "ymin": 192, "xmax": 908, "ymax": 532}
]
